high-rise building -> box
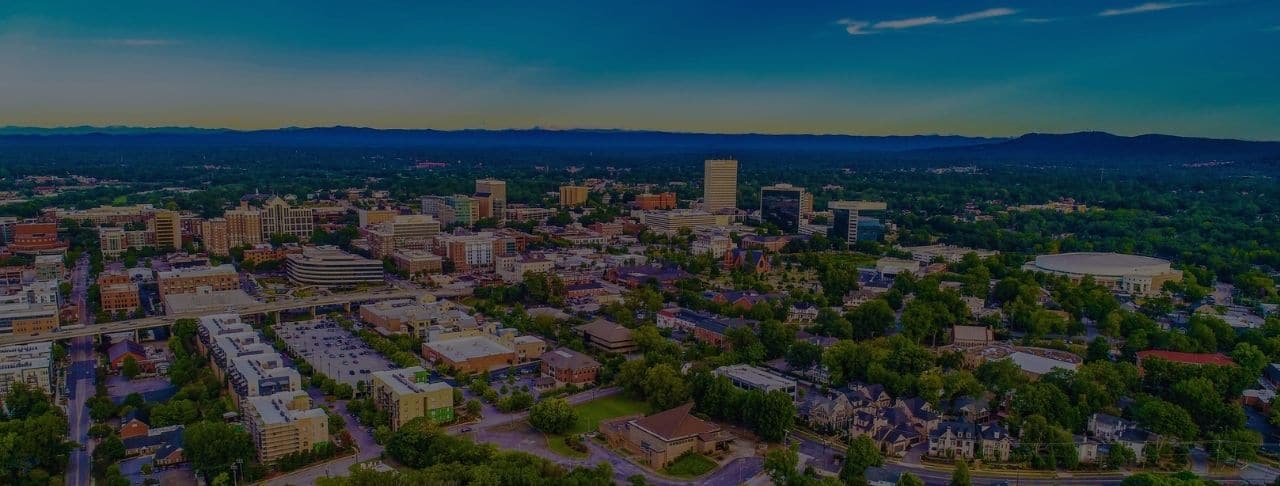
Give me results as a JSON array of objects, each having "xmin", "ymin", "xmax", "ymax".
[
  {"xmin": 260, "ymin": 197, "xmax": 314, "ymax": 241},
  {"xmin": 200, "ymin": 218, "xmax": 230, "ymax": 256},
  {"xmin": 760, "ymin": 184, "xmax": 807, "ymax": 233},
  {"xmin": 476, "ymin": 179, "xmax": 508, "ymax": 221},
  {"xmin": 366, "ymin": 215, "xmax": 440, "ymax": 258},
  {"xmin": 225, "ymin": 206, "xmax": 264, "ymax": 248},
  {"xmin": 421, "ymin": 196, "xmax": 457, "ymax": 226},
  {"xmin": 703, "ymin": 159, "xmax": 738, "ymax": 213},
  {"xmin": 643, "ymin": 210, "xmax": 718, "ymax": 235},
  {"xmin": 559, "ymin": 185, "xmax": 588, "ymax": 207},
  {"xmin": 447, "ymin": 195, "xmax": 478, "ymax": 227},
  {"xmin": 152, "ymin": 210, "xmax": 182, "ymax": 250},
  {"xmin": 828, "ymin": 201, "xmax": 888, "ymax": 242}
]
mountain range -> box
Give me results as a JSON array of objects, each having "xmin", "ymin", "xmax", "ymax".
[{"xmin": 1, "ymin": 126, "xmax": 1278, "ymax": 163}]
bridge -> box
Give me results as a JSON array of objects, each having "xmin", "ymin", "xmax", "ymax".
[{"xmin": 0, "ymin": 288, "xmax": 423, "ymax": 347}]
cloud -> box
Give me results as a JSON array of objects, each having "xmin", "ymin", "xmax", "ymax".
[
  {"xmin": 100, "ymin": 38, "xmax": 177, "ymax": 47},
  {"xmin": 842, "ymin": 7, "xmax": 1018, "ymax": 36},
  {"xmin": 947, "ymin": 8, "xmax": 1019, "ymax": 24},
  {"xmin": 1098, "ymin": 2, "xmax": 1200, "ymax": 17},
  {"xmin": 875, "ymin": 16, "xmax": 942, "ymax": 30},
  {"xmin": 836, "ymin": 18, "xmax": 873, "ymax": 36},
  {"xmin": 1021, "ymin": 17, "xmax": 1060, "ymax": 23},
  {"xmin": 1266, "ymin": 25, "xmax": 1280, "ymax": 32}
]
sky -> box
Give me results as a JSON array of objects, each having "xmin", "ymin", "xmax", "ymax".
[{"xmin": 1, "ymin": 1, "xmax": 1278, "ymax": 139}]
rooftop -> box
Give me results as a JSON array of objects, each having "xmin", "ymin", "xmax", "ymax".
[{"xmin": 424, "ymin": 335, "xmax": 512, "ymax": 363}]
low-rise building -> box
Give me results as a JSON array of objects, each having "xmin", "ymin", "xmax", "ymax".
[
  {"xmin": 950, "ymin": 325, "xmax": 994, "ymax": 347},
  {"xmin": 575, "ymin": 319, "xmax": 637, "ymax": 354},
  {"xmin": 656, "ymin": 307, "xmax": 754, "ymax": 349},
  {"xmin": 599, "ymin": 403, "xmax": 734, "ymax": 468},
  {"xmin": 98, "ymin": 272, "xmax": 141, "ymax": 315},
  {"xmin": 540, "ymin": 348, "xmax": 601, "ymax": 386},
  {"xmin": 392, "ymin": 250, "xmax": 443, "ymax": 278},
  {"xmin": 242, "ymin": 390, "xmax": 328, "ymax": 462},
  {"xmin": 370, "ymin": 367, "xmax": 455, "ymax": 430},
  {"xmin": 713, "ymin": 364, "xmax": 797, "ymax": 399},
  {"xmin": 422, "ymin": 336, "xmax": 518, "ymax": 374}
]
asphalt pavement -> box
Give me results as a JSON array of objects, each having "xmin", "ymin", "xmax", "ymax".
[{"xmin": 66, "ymin": 253, "xmax": 96, "ymax": 486}]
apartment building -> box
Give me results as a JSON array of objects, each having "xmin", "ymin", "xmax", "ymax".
[
  {"xmin": 225, "ymin": 206, "xmax": 264, "ymax": 247},
  {"xmin": 0, "ymin": 342, "xmax": 52, "ymax": 396},
  {"xmin": 157, "ymin": 264, "xmax": 239, "ymax": 299},
  {"xmin": 370, "ymin": 367, "xmax": 455, "ymax": 430},
  {"xmin": 200, "ymin": 218, "xmax": 230, "ymax": 256},
  {"xmin": 242, "ymin": 391, "xmax": 328, "ymax": 462},
  {"xmin": 559, "ymin": 185, "xmax": 588, "ymax": 207},
  {"xmin": 97, "ymin": 272, "xmax": 141, "ymax": 315},
  {"xmin": 152, "ymin": 210, "xmax": 182, "ymax": 250}
]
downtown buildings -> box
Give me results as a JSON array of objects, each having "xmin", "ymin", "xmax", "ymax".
[{"xmin": 703, "ymin": 159, "xmax": 738, "ymax": 213}]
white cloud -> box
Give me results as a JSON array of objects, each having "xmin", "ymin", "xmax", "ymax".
[
  {"xmin": 100, "ymin": 38, "xmax": 177, "ymax": 47},
  {"xmin": 946, "ymin": 8, "xmax": 1019, "ymax": 24},
  {"xmin": 875, "ymin": 16, "xmax": 941, "ymax": 30},
  {"xmin": 837, "ymin": 19, "xmax": 874, "ymax": 36},
  {"xmin": 1021, "ymin": 17, "xmax": 1060, "ymax": 23},
  {"xmin": 1098, "ymin": 2, "xmax": 1199, "ymax": 17},
  {"xmin": 842, "ymin": 7, "xmax": 1018, "ymax": 36}
]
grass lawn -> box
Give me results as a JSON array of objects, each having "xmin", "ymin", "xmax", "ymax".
[
  {"xmin": 569, "ymin": 395, "xmax": 650, "ymax": 434},
  {"xmin": 546, "ymin": 434, "xmax": 588, "ymax": 458},
  {"xmin": 544, "ymin": 395, "xmax": 649, "ymax": 458},
  {"xmin": 662, "ymin": 453, "xmax": 717, "ymax": 478}
]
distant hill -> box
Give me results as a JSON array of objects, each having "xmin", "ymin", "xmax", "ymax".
[
  {"xmin": 913, "ymin": 131, "xmax": 1280, "ymax": 164},
  {"xmin": 0, "ymin": 126, "xmax": 998, "ymax": 152},
  {"xmin": 2, "ymin": 127, "xmax": 1277, "ymax": 165}
]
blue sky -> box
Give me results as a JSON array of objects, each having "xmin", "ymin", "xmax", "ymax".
[{"xmin": 1, "ymin": 1, "xmax": 1278, "ymax": 139}]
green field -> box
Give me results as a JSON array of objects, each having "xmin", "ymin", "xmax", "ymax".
[
  {"xmin": 569, "ymin": 395, "xmax": 650, "ymax": 434},
  {"xmin": 662, "ymin": 453, "xmax": 717, "ymax": 478},
  {"xmin": 544, "ymin": 395, "xmax": 650, "ymax": 458}
]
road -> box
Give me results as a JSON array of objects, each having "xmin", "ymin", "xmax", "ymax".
[
  {"xmin": 66, "ymin": 253, "xmax": 96, "ymax": 486},
  {"xmin": 0, "ymin": 287, "xmax": 421, "ymax": 347}
]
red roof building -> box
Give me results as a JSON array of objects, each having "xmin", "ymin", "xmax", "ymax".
[{"xmin": 1136, "ymin": 350, "xmax": 1234, "ymax": 373}]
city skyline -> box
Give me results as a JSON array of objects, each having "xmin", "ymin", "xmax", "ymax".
[{"xmin": 2, "ymin": 1, "xmax": 1279, "ymax": 139}]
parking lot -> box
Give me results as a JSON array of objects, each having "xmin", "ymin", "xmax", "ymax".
[{"xmin": 273, "ymin": 319, "xmax": 396, "ymax": 386}]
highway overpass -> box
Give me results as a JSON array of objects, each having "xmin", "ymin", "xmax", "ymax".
[{"xmin": 0, "ymin": 288, "xmax": 423, "ymax": 347}]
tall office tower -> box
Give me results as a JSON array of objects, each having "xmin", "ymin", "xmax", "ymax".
[
  {"xmin": 476, "ymin": 179, "xmax": 508, "ymax": 221},
  {"xmin": 261, "ymin": 197, "xmax": 314, "ymax": 241},
  {"xmin": 225, "ymin": 206, "xmax": 264, "ymax": 248},
  {"xmin": 201, "ymin": 218, "xmax": 231, "ymax": 256},
  {"xmin": 703, "ymin": 159, "xmax": 738, "ymax": 213},
  {"xmin": 559, "ymin": 185, "xmax": 588, "ymax": 207},
  {"xmin": 828, "ymin": 201, "xmax": 888, "ymax": 242},
  {"xmin": 152, "ymin": 210, "xmax": 182, "ymax": 250},
  {"xmin": 759, "ymin": 184, "xmax": 807, "ymax": 233},
  {"xmin": 800, "ymin": 192, "xmax": 814, "ymax": 217},
  {"xmin": 447, "ymin": 195, "xmax": 478, "ymax": 227}
]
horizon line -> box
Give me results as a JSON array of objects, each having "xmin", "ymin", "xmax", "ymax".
[{"xmin": 2, "ymin": 124, "xmax": 1278, "ymax": 143}]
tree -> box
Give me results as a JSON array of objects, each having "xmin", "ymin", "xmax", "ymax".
[
  {"xmin": 641, "ymin": 364, "xmax": 690, "ymax": 411},
  {"xmin": 950, "ymin": 459, "xmax": 971, "ymax": 486},
  {"xmin": 121, "ymin": 356, "xmax": 141, "ymax": 380},
  {"xmin": 184, "ymin": 421, "xmax": 255, "ymax": 481},
  {"xmin": 847, "ymin": 299, "xmax": 895, "ymax": 339},
  {"xmin": 763, "ymin": 445, "xmax": 802, "ymax": 486},
  {"xmin": 1107, "ymin": 442, "xmax": 1136, "ymax": 469},
  {"xmin": 1208, "ymin": 429, "xmax": 1261, "ymax": 464},
  {"xmin": 93, "ymin": 433, "xmax": 126, "ymax": 471},
  {"xmin": 1086, "ymin": 337, "xmax": 1112, "ymax": 363},
  {"xmin": 751, "ymin": 390, "xmax": 796, "ymax": 442},
  {"xmin": 897, "ymin": 472, "xmax": 925, "ymax": 486},
  {"xmin": 785, "ymin": 341, "xmax": 823, "ymax": 370},
  {"xmin": 1131, "ymin": 397, "xmax": 1198, "ymax": 442},
  {"xmin": 841, "ymin": 435, "xmax": 883, "ymax": 484},
  {"xmin": 529, "ymin": 398, "xmax": 578, "ymax": 434}
]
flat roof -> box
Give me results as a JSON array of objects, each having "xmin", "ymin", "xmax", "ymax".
[
  {"xmin": 157, "ymin": 264, "xmax": 237, "ymax": 280},
  {"xmin": 1031, "ymin": 252, "xmax": 1172, "ymax": 277},
  {"xmin": 714, "ymin": 364, "xmax": 796, "ymax": 389},
  {"xmin": 372, "ymin": 367, "xmax": 451, "ymax": 395},
  {"xmin": 424, "ymin": 336, "xmax": 512, "ymax": 362},
  {"xmin": 244, "ymin": 391, "xmax": 325, "ymax": 425}
]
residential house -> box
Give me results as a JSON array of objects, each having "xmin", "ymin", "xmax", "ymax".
[{"xmin": 1087, "ymin": 413, "xmax": 1135, "ymax": 442}]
